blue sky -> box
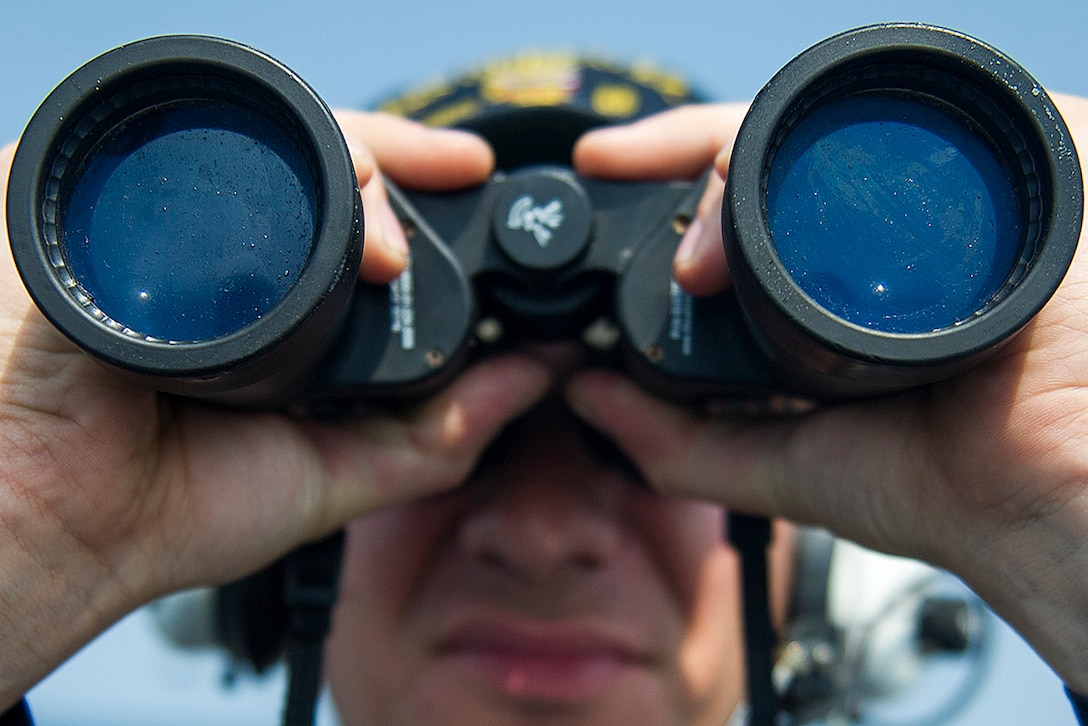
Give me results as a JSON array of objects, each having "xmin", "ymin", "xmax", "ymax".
[
  {"xmin": 5, "ymin": 0, "xmax": 1086, "ymax": 724},
  {"xmin": 2, "ymin": 0, "xmax": 1087, "ymax": 144}
]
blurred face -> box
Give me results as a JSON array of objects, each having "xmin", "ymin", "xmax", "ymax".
[{"xmin": 326, "ymin": 397, "xmax": 787, "ymax": 725}]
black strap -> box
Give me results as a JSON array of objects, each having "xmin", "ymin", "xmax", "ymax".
[
  {"xmin": 1069, "ymin": 686, "xmax": 1088, "ymax": 726},
  {"xmin": 281, "ymin": 531, "xmax": 346, "ymax": 726},
  {"xmin": 727, "ymin": 512, "xmax": 781, "ymax": 726},
  {"xmin": 283, "ymin": 638, "xmax": 328, "ymax": 726},
  {"xmin": 0, "ymin": 700, "xmax": 33, "ymax": 726}
]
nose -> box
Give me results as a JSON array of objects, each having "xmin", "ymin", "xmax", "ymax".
[{"xmin": 457, "ymin": 473, "xmax": 624, "ymax": 582}]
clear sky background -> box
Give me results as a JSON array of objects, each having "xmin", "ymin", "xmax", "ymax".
[{"xmin": 4, "ymin": 0, "xmax": 1086, "ymax": 724}]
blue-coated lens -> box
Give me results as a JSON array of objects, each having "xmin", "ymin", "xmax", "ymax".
[
  {"xmin": 766, "ymin": 93, "xmax": 1023, "ymax": 334},
  {"xmin": 61, "ymin": 101, "xmax": 317, "ymax": 342}
]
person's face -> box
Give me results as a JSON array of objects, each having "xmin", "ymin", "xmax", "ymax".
[{"xmin": 326, "ymin": 397, "xmax": 786, "ymax": 726}]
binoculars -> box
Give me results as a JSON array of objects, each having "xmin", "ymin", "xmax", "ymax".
[{"xmin": 6, "ymin": 24, "xmax": 1083, "ymax": 412}]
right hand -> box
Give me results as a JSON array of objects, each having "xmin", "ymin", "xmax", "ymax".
[{"xmin": 0, "ymin": 113, "xmax": 553, "ymax": 709}]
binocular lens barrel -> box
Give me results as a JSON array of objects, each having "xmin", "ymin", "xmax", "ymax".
[
  {"xmin": 6, "ymin": 26, "xmax": 1081, "ymax": 408},
  {"xmin": 8, "ymin": 36, "xmax": 362, "ymax": 406},
  {"xmin": 767, "ymin": 92, "xmax": 1022, "ymax": 334},
  {"xmin": 62, "ymin": 101, "xmax": 317, "ymax": 342},
  {"xmin": 727, "ymin": 24, "xmax": 1082, "ymax": 397}
]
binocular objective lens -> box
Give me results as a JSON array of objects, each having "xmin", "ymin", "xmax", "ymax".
[
  {"xmin": 766, "ymin": 93, "xmax": 1023, "ymax": 334},
  {"xmin": 60, "ymin": 101, "xmax": 318, "ymax": 342}
]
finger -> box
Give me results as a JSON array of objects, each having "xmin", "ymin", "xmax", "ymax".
[
  {"xmin": 573, "ymin": 105, "xmax": 746, "ymax": 297},
  {"xmin": 565, "ymin": 369, "xmax": 786, "ymax": 513},
  {"xmin": 673, "ymin": 173, "xmax": 731, "ymax": 296},
  {"xmin": 335, "ymin": 110, "xmax": 494, "ymax": 190},
  {"xmin": 0, "ymin": 141, "xmax": 28, "ymax": 308},
  {"xmin": 564, "ymin": 369, "xmax": 929, "ymax": 560},
  {"xmin": 358, "ymin": 163, "xmax": 411, "ymax": 285},
  {"xmin": 336, "ymin": 111, "xmax": 495, "ymax": 285},
  {"xmin": 572, "ymin": 102, "xmax": 749, "ymax": 180},
  {"xmin": 342, "ymin": 134, "xmax": 410, "ymax": 284},
  {"xmin": 303, "ymin": 354, "xmax": 554, "ymax": 531},
  {"xmin": 1050, "ymin": 91, "xmax": 1088, "ymax": 132}
]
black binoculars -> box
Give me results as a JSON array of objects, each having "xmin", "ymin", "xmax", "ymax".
[{"xmin": 6, "ymin": 24, "xmax": 1083, "ymax": 412}]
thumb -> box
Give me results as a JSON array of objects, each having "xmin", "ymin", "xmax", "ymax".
[
  {"xmin": 302, "ymin": 354, "xmax": 555, "ymax": 533},
  {"xmin": 564, "ymin": 369, "xmax": 927, "ymax": 559}
]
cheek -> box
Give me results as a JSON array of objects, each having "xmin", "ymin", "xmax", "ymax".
[
  {"xmin": 337, "ymin": 508, "xmax": 436, "ymax": 605},
  {"xmin": 679, "ymin": 546, "xmax": 745, "ymax": 715},
  {"xmin": 630, "ymin": 498, "xmax": 729, "ymax": 612},
  {"xmin": 325, "ymin": 504, "xmax": 454, "ymax": 724},
  {"xmin": 630, "ymin": 499, "xmax": 746, "ymax": 719}
]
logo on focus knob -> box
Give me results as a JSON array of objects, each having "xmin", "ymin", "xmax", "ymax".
[
  {"xmin": 493, "ymin": 170, "xmax": 591, "ymax": 271},
  {"xmin": 506, "ymin": 194, "xmax": 565, "ymax": 247}
]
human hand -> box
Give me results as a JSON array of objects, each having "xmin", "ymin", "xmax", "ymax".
[
  {"xmin": 0, "ymin": 113, "xmax": 551, "ymax": 707},
  {"xmin": 568, "ymin": 96, "xmax": 1088, "ymax": 693},
  {"xmin": 335, "ymin": 111, "xmax": 496, "ymax": 284}
]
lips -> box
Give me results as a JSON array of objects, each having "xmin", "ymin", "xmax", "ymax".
[{"xmin": 436, "ymin": 611, "xmax": 654, "ymax": 703}]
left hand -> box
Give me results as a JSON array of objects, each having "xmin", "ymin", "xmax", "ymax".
[{"xmin": 567, "ymin": 97, "xmax": 1088, "ymax": 694}]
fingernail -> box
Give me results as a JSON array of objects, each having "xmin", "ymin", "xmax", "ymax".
[
  {"xmin": 344, "ymin": 139, "xmax": 374, "ymax": 185},
  {"xmin": 675, "ymin": 216, "xmax": 706, "ymax": 266},
  {"xmin": 379, "ymin": 201, "xmax": 409, "ymax": 262}
]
